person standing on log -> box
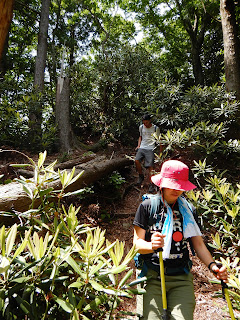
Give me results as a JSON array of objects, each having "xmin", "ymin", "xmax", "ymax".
[
  {"xmin": 133, "ymin": 159, "xmax": 228, "ymax": 320},
  {"xmin": 135, "ymin": 114, "xmax": 160, "ymax": 193}
]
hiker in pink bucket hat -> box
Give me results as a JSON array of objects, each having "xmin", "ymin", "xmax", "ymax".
[
  {"xmin": 133, "ymin": 159, "xmax": 228, "ymax": 320},
  {"xmin": 151, "ymin": 159, "xmax": 196, "ymax": 191}
]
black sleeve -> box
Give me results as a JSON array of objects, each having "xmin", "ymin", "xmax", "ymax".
[{"xmin": 133, "ymin": 199, "xmax": 151, "ymax": 230}]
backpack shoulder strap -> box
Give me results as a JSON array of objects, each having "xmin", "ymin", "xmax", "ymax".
[{"xmin": 142, "ymin": 194, "xmax": 160, "ymax": 217}]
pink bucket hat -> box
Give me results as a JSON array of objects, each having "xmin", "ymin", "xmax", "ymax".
[{"xmin": 151, "ymin": 160, "xmax": 196, "ymax": 191}]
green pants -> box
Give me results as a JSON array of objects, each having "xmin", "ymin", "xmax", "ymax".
[{"xmin": 137, "ymin": 269, "xmax": 196, "ymax": 320}]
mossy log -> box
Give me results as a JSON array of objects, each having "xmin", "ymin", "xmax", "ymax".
[{"xmin": 0, "ymin": 156, "xmax": 133, "ymax": 214}]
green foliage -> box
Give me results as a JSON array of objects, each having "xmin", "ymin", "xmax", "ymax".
[
  {"xmin": 108, "ymin": 171, "xmax": 126, "ymax": 190},
  {"xmin": 154, "ymin": 118, "xmax": 240, "ymax": 170},
  {"xmin": 186, "ymin": 165, "xmax": 240, "ymax": 312},
  {"xmin": 216, "ymin": 257, "xmax": 240, "ymax": 311},
  {"xmin": 147, "ymin": 84, "xmax": 239, "ymax": 130},
  {"xmin": 119, "ymin": 0, "xmax": 222, "ymax": 86},
  {"xmin": 0, "ymin": 222, "xmax": 141, "ymax": 319},
  {"xmin": 187, "ymin": 168, "xmax": 240, "ymax": 260},
  {"xmin": 0, "ymin": 152, "xmax": 144, "ymax": 319},
  {"xmin": 70, "ymin": 45, "xmax": 164, "ymax": 143}
]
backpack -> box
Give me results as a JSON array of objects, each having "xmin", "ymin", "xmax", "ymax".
[
  {"xmin": 134, "ymin": 193, "xmax": 198, "ymax": 278},
  {"xmin": 139, "ymin": 124, "xmax": 158, "ymax": 137}
]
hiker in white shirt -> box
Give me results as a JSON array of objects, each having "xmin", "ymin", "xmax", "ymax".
[{"xmin": 135, "ymin": 114, "xmax": 160, "ymax": 193}]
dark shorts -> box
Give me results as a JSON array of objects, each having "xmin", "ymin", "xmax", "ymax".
[{"xmin": 135, "ymin": 148, "xmax": 154, "ymax": 168}]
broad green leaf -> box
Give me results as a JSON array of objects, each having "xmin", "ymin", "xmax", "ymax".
[
  {"xmin": 211, "ymin": 233, "xmax": 222, "ymax": 250},
  {"xmin": 10, "ymin": 164, "xmax": 31, "ymax": 168},
  {"xmin": 97, "ymin": 241, "xmax": 116, "ymax": 257},
  {"xmin": 6, "ymin": 224, "xmax": 17, "ymax": 257},
  {"xmin": 27, "ymin": 237, "xmax": 37, "ymax": 260},
  {"xmin": 22, "ymin": 185, "xmax": 33, "ymax": 199},
  {"xmin": 72, "ymin": 308, "xmax": 80, "ymax": 320},
  {"xmin": 122, "ymin": 246, "xmax": 138, "ymax": 266},
  {"xmin": 59, "ymin": 170, "xmax": 68, "ymax": 186},
  {"xmin": 0, "ymin": 225, "xmax": 6, "ymax": 256},
  {"xmin": 101, "ymin": 265, "xmax": 127, "ymax": 275},
  {"xmin": 32, "ymin": 217, "xmax": 50, "ymax": 230},
  {"xmin": 67, "ymin": 170, "xmax": 84, "ymax": 186},
  {"xmin": 15, "ymin": 295, "xmax": 32, "ymax": 314},
  {"xmin": 50, "ymin": 262, "xmax": 58, "ymax": 281},
  {"xmin": 83, "ymin": 295, "xmax": 107, "ymax": 312},
  {"xmin": 33, "ymin": 232, "xmax": 40, "ymax": 258},
  {"xmin": 89, "ymin": 280, "xmax": 104, "ymax": 291},
  {"xmin": 54, "ymin": 296, "xmax": 74, "ymax": 313},
  {"xmin": 12, "ymin": 228, "xmax": 31, "ymax": 261},
  {"xmin": 38, "ymin": 151, "xmax": 47, "ymax": 168},
  {"xmin": 127, "ymin": 288, "xmax": 146, "ymax": 295},
  {"xmin": 84, "ymin": 232, "xmax": 92, "ymax": 253},
  {"xmin": 45, "ymin": 160, "xmax": 57, "ymax": 171},
  {"xmin": 89, "ymin": 260, "xmax": 105, "ymax": 276},
  {"xmin": 202, "ymin": 189, "xmax": 213, "ymax": 202},
  {"xmin": 232, "ymin": 257, "xmax": 240, "ymax": 269},
  {"xmin": 128, "ymin": 276, "xmax": 147, "ymax": 287},
  {"xmin": 225, "ymin": 205, "xmax": 239, "ymax": 219},
  {"xmin": 0, "ymin": 256, "xmax": 10, "ymax": 274},
  {"xmin": 42, "ymin": 232, "xmax": 49, "ymax": 256},
  {"xmin": 102, "ymin": 288, "xmax": 118, "ymax": 295},
  {"xmin": 108, "ymin": 250, "xmax": 119, "ymax": 267},
  {"xmin": 118, "ymin": 269, "xmax": 133, "ymax": 288},
  {"xmin": 38, "ymin": 188, "xmax": 54, "ymax": 197},
  {"xmin": 68, "ymin": 281, "xmax": 84, "ymax": 289},
  {"xmin": 12, "ymin": 276, "xmax": 32, "ymax": 283},
  {"xmin": 45, "ymin": 222, "xmax": 62, "ymax": 255},
  {"xmin": 66, "ymin": 167, "xmax": 75, "ymax": 185},
  {"xmin": 65, "ymin": 255, "xmax": 82, "ymax": 275}
]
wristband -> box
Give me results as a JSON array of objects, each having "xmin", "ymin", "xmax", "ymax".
[{"xmin": 208, "ymin": 261, "xmax": 216, "ymax": 271}]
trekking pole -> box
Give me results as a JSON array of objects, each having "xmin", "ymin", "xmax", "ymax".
[
  {"xmin": 220, "ymin": 280, "xmax": 235, "ymax": 320},
  {"xmin": 157, "ymin": 248, "xmax": 168, "ymax": 320},
  {"xmin": 213, "ymin": 268, "xmax": 235, "ymax": 320}
]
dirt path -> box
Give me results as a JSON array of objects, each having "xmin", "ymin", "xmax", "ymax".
[
  {"xmin": 1, "ymin": 147, "xmax": 239, "ymax": 319},
  {"xmin": 103, "ymin": 214, "xmax": 238, "ymax": 320},
  {"xmin": 101, "ymin": 176, "xmax": 239, "ymax": 320}
]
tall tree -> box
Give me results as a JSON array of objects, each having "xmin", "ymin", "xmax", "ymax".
[
  {"xmin": 220, "ymin": 0, "xmax": 240, "ymax": 100},
  {"xmin": 120, "ymin": 0, "xmax": 220, "ymax": 86},
  {"xmin": 0, "ymin": 0, "xmax": 14, "ymax": 61},
  {"xmin": 173, "ymin": 0, "xmax": 211, "ymax": 85},
  {"xmin": 29, "ymin": 0, "xmax": 50, "ymax": 149},
  {"xmin": 34, "ymin": 0, "xmax": 50, "ymax": 91}
]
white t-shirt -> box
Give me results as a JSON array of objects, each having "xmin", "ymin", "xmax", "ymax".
[{"xmin": 139, "ymin": 124, "xmax": 160, "ymax": 150}]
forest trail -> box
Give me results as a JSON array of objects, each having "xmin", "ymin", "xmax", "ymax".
[
  {"xmin": 103, "ymin": 179, "xmax": 239, "ymax": 320},
  {"xmin": 100, "ymin": 164, "xmax": 239, "ymax": 320},
  {"xmin": 0, "ymin": 146, "xmax": 239, "ymax": 319}
]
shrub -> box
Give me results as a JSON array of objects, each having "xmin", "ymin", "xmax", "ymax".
[{"xmin": 0, "ymin": 152, "xmax": 144, "ymax": 319}]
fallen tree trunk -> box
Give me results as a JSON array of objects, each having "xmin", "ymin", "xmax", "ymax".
[
  {"xmin": 0, "ymin": 156, "xmax": 133, "ymax": 213},
  {"xmin": 16, "ymin": 152, "xmax": 97, "ymax": 177}
]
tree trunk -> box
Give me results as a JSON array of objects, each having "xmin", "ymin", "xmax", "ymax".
[
  {"xmin": 174, "ymin": 0, "xmax": 209, "ymax": 86},
  {"xmin": 56, "ymin": 76, "xmax": 73, "ymax": 152},
  {"xmin": 34, "ymin": 0, "xmax": 50, "ymax": 91},
  {"xmin": 220, "ymin": 0, "xmax": 240, "ymax": 100},
  {"xmin": 220, "ymin": 0, "xmax": 240, "ymax": 137},
  {"xmin": 0, "ymin": 157, "xmax": 133, "ymax": 213},
  {"xmin": 0, "ymin": 0, "xmax": 14, "ymax": 61},
  {"xmin": 29, "ymin": 0, "xmax": 50, "ymax": 148},
  {"xmin": 191, "ymin": 42, "xmax": 204, "ymax": 86}
]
